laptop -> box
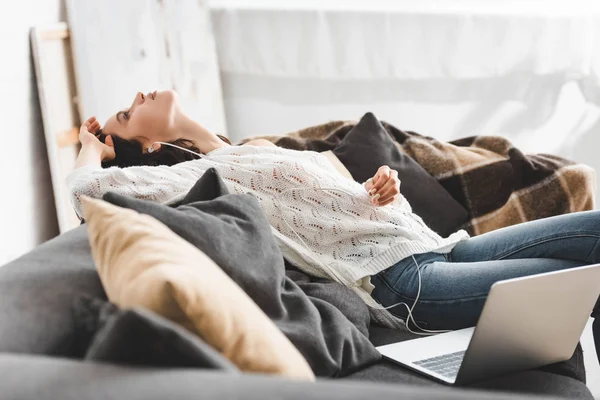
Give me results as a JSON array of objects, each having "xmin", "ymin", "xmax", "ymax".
[{"xmin": 376, "ymin": 263, "xmax": 600, "ymax": 385}]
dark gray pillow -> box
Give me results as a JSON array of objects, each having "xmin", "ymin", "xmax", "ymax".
[
  {"xmin": 72, "ymin": 296, "xmax": 237, "ymax": 371},
  {"xmin": 333, "ymin": 112, "xmax": 469, "ymax": 237},
  {"xmin": 103, "ymin": 168, "xmax": 381, "ymax": 377}
]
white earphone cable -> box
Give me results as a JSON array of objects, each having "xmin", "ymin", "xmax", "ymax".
[
  {"xmin": 275, "ymin": 186, "xmax": 451, "ymax": 336},
  {"xmin": 147, "ymin": 141, "xmax": 204, "ymax": 157},
  {"xmin": 380, "ymin": 254, "xmax": 452, "ymax": 336}
]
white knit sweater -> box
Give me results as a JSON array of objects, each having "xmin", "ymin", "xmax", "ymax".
[{"xmin": 67, "ymin": 145, "xmax": 469, "ymax": 328}]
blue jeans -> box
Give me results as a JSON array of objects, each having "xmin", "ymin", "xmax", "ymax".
[{"xmin": 371, "ymin": 210, "xmax": 600, "ymax": 331}]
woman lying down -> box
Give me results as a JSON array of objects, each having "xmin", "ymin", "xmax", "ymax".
[{"xmin": 68, "ymin": 89, "xmax": 599, "ymax": 361}]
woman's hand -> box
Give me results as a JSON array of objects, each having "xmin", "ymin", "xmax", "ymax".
[
  {"xmin": 364, "ymin": 165, "xmax": 401, "ymax": 206},
  {"xmin": 79, "ymin": 116, "xmax": 115, "ymax": 161}
]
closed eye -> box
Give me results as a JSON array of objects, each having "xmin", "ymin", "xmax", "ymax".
[{"xmin": 117, "ymin": 109, "xmax": 131, "ymax": 124}]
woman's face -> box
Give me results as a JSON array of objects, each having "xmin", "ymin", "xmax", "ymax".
[{"xmin": 102, "ymin": 90, "xmax": 180, "ymax": 148}]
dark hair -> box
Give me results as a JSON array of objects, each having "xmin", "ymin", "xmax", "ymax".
[{"xmin": 96, "ymin": 130, "xmax": 231, "ymax": 168}]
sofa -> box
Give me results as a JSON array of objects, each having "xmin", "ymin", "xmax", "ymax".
[
  {"xmin": 0, "ymin": 114, "xmax": 596, "ymax": 399},
  {"xmin": 0, "ymin": 223, "xmax": 594, "ymax": 399}
]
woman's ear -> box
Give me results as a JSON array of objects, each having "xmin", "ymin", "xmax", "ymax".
[{"xmin": 147, "ymin": 142, "xmax": 161, "ymax": 153}]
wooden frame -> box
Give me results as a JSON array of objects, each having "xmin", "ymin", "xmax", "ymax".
[{"xmin": 30, "ymin": 23, "xmax": 82, "ymax": 233}]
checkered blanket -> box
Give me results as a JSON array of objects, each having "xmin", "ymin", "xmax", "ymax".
[{"xmin": 235, "ymin": 120, "xmax": 596, "ymax": 235}]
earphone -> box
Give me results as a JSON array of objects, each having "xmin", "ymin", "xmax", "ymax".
[
  {"xmin": 147, "ymin": 142, "xmax": 449, "ymax": 335},
  {"xmin": 147, "ymin": 141, "xmax": 208, "ymax": 156},
  {"xmin": 147, "ymin": 141, "xmax": 198, "ymax": 155}
]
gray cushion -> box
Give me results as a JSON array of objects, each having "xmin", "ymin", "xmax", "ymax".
[
  {"xmin": 0, "ymin": 353, "xmax": 570, "ymax": 400},
  {"xmin": 103, "ymin": 168, "xmax": 381, "ymax": 377},
  {"xmin": 0, "ymin": 226, "xmax": 103, "ymax": 356},
  {"xmin": 73, "ymin": 297, "xmax": 237, "ymax": 371}
]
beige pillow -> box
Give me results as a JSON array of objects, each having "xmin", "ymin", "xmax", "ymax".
[
  {"xmin": 320, "ymin": 150, "xmax": 354, "ymax": 180},
  {"xmin": 81, "ymin": 196, "xmax": 314, "ymax": 381}
]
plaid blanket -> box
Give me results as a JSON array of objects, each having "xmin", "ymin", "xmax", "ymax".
[{"xmin": 234, "ymin": 121, "xmax": 596, "ymax": 236}]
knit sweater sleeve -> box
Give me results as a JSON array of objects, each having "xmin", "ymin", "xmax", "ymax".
[
  {"xmin": 66, "ymin": 163, "xmax": 200, "ymax": 219},
  {"xmin": 311, "ymin": 149, "xmax": 409, "ymax": 210}
]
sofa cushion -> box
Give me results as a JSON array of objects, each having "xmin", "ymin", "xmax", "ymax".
[
  {"xmin": 73, "ymin": 296, "xmax": 238, "ymax": 370},
  {"xmin": 0, "ymin": 226, "xmax": 104, "ymax": 356},
  {"xmin": 345, "ymin": 361, "xmax": 592, "ymax": 399},
  {"xmin": 345, "ymin": 325, "xmax": 591, "ymax": 398},
  {"xmin": 82, "ymin": 195, "xmax": 314, "ymax": 380},
  {"xmin": 332, "ymin": 112, "xmax": 469, "ymax": 237},
  {"xmin": 3, "ymin": 352, "xmax": 590, "ymax": 400}
]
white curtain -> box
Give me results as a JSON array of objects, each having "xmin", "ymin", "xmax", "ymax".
[{"xmin": 210, "ymin": 0, "xmax": 600, "ymax": 202}]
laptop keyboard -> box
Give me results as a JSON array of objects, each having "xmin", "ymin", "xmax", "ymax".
[{"xmin": 413, "ymin": 350, "xmax": 466, "ymax": 379}]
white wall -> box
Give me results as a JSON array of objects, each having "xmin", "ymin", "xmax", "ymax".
[{"xmin": 0, "ymin": 0, "xmax": 62, "ymax": 265}]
